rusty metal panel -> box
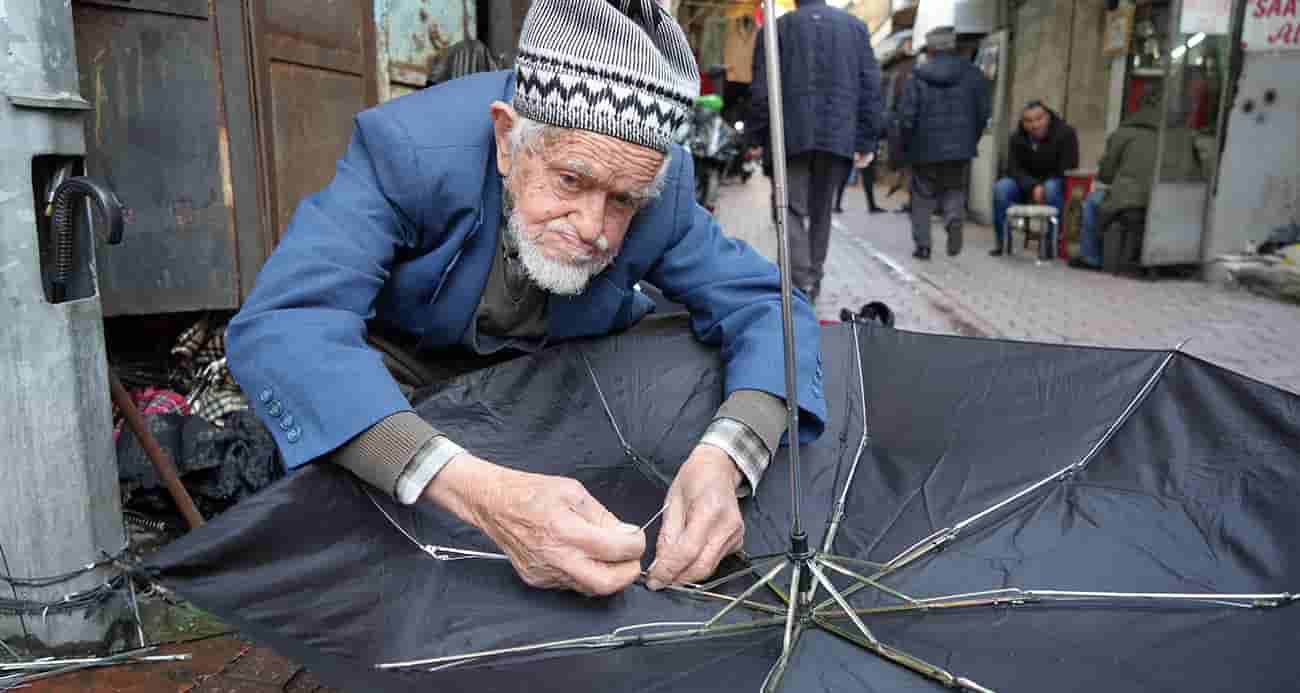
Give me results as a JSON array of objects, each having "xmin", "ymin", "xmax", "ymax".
[
  {"xmin": 254, "ymin": 0, "xmax": 378, "ymax": 239},
  {"xmin": 214, "ymin": 0, "xmax": 272, "ymax": 300},
  {"xmin": 72, "ymin": 1, "xmax": 239, "ymax": 315},
  {"xmin": 268, "ymin": 63, "xmax": 364, "ymax": 241},
  {"xmin": 381, "ymin": 0, "xmax": 476, "ymax": 90}
]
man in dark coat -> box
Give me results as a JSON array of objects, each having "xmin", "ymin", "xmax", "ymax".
[
  {"xmin": 749, "ymin": 0, "xmax": 881, "ymax": 302},
  {"xmin": 897, "ymin": 26, "xmax": 991, "ymax": 259},
  {"xmin": 991, "ymin": 101, "xmax": 1080, "ymax": 255}
]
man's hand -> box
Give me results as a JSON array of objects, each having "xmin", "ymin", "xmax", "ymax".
[
  {"xmin": 1032, "ymin": 184, "xmax": 1047, "ymax": 203},
  {"xmin": 645, "ymin": 445, "xmax": 745, "ymax": 590},
  {"xmin": 424, "ymin": 454, "xmax": 645, "ymax": 596},
  {"xmin": 854, "ymin": 151, "xmax": 875, "ymax": 169}
]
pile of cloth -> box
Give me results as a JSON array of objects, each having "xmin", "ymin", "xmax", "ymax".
[{"xmin": 115, "ymin": 317, "xmax": 283, "ymax": 524}]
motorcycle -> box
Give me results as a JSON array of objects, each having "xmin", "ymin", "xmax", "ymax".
[{"xmin": 680, "ymin": 94, "xmax": 741, "ymax": 212}]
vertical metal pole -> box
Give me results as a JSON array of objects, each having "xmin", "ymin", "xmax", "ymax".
[
  {"xmin": 761, "ymin": 0, "xmax": 805, "ymax": 545},
  {"xmin": 0, "ymin": 1, "xmax": 126, "ymax": 652}
]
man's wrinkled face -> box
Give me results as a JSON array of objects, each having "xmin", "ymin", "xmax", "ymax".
[
  {"xmin": 491, "ymin": 104, "xmax": 665, "ymax": 295},
  {"xmin": 1022, "ymin": 105, "xmax": 1051, "ymax": 141}
]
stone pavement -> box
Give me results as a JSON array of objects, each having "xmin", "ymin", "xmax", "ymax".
[{"xmin": 714, "ymin": 174, "xmax": 1300, "ymax": 395}]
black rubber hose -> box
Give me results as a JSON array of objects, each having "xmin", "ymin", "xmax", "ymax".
[{"xmin": 49, "ymin": 176, "xmax": 124, "ymax": 302}]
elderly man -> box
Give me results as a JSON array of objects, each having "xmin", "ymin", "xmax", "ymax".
[{"xmin": 227, "ymin": 0, "xmax": 825, "ymax": 599}]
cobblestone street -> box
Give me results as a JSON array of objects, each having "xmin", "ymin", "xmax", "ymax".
[{"xmin": 714, "ymin": 175, "xmax": 1300, "ymax": 395}]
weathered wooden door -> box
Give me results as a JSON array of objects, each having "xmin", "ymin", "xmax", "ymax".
[{"xmin": 252, "ymin": 0, "xmax": 379, "ymax": 241}]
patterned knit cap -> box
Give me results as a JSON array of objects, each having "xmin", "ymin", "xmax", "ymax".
[{"xmin": 513, "ymin": 0, "xmax": 700, "ymax": 153}]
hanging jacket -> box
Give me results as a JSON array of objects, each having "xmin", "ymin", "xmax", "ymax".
[
  {"xmin": 1007, "ymin": 107, "xmax": 1080, "ymax": 192},
  {"xmin": 897, "ymin": 52, "xmax": 991, "ymax": 165}
]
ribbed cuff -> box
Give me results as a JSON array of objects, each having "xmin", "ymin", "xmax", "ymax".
[{"xmin": 332, "ymin": 411, "xmax": 438, "ymax": 498}]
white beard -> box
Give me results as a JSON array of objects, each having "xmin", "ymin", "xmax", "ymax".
[{"xmin": 506, "ymin": 209, "xmax": 613, "ymax": 296}]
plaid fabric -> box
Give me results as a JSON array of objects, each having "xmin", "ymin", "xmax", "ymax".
[
  {"xmin": 699, "ymin": 417, "xmax": 771, "ymax": 497},
  {"xmin": 172, "ymin": 319, "xmax": 248, "ymax": 426}
]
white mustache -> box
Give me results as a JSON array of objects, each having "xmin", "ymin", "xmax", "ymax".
[{"xmin": 530, "ymin": 219, "xmax": 608, "ymax": 261}]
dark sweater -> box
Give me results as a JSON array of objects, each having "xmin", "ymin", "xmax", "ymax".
[{"xmin": 1007, "ymin": 108, "xmax": 1080, "ymax": 192}]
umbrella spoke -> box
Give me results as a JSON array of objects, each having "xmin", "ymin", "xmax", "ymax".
[
  {"xmin": 812, "ymin": 616, "xmax": 994, "ymax": 692},
  {"xmin": 655, "ymin": 582, "xmax": 787, "ymax": 615},
  {"xmin": 379, "ymin": 616, "xmax": 788, "ymax": 673},
  {"xmin": 814, "ymin": 586, "xmax": 1299, "ymax": 619},
  {"xmin": 807, "ymin": 560, "xmax": 877, "ymax": 645},
  {"xmin": 761, "ymin": 619, "xmax": 805, "ymax": 693},
  {"xmin": 817, "ymin": 557, "xmax": 916, "ymax": 605},
  {"xmin": 687, "ymin": 556, "xmax": 785, "ymax": 592},
  {"xmin": 819, "ymin": 321, "xmax": 871, "ymax": 557},
  {"xmin": 705, "ymin": 560, "xmax": 790, "ymax": 628}
]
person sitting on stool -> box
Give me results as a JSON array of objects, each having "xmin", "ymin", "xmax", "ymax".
[
  {"xmin": 992, "ymin": 100, "xmax": 1079, "ymax": 256},
  {"xmin": 1069, "ymin": 90, "xmax": 1202, "ymax": 270}
]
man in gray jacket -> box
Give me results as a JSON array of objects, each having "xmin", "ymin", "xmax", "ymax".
[{"xmin": 897, "ymin": 26, "xmax": 991, "ymax": 259}]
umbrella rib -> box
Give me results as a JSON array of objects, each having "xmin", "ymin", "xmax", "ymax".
[
  {"xmin": 761, "ymin": 618, "xmax": 806, "ymax": 693},
  {"xmin": 816, "ymin": 556, "xmax": 916, "ymax": 605},
  {"xmin": 655, "ymin": 582, "xmax": 788, "ymax": 615},
  {"xmin": 813, "ymin": 347, "xmax": 1183, "ymax": 614},
  {"xmin": 376, "ymin": 616, "xmax": 787, "ymax": 672},
  {"xmin": 686, "ymin": 556, "xmax": 785, "ymax": 592},
  {"xmin": 705, "ymin": 560, "xmax": 790, "ymax": 628},
  {"xmin": 812, "ymin": 616, "xmax": 995, "ymax": 693},
  {"xmin": 806, "ymin": 559, "xmax": 878, "ymax": 645},
  {"xmin": 578, "ymin": 349, "xmax": 673, "ymax": 488},
  {"xmin": 820, "ymin": 320, "xmax": 871, "ymax": 556},
  {"xmin": 813, "ymin": 587, "xmax": 1300, "ymax": 619},
  {"xmin": 363, "ymin": 486, "xmax": 509, "ymax": 562}
]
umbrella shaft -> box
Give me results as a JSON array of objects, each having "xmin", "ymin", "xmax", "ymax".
[{"xmin": 760, "ymin": 0, "xmax": 803, "ymax": 543}]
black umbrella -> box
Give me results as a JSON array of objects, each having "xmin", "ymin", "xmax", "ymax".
[
  {"xmin": 142, "ymin": 317, "xmax": 1300, "ymax": 692},
  {"xmin": 141, "ymin": 2, "xmax": 1299, "ymax": 687}
]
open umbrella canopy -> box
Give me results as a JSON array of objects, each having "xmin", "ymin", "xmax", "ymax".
[{"xmin": 143, "ymin": 319, "xmax": 1300, "ymax": 692}]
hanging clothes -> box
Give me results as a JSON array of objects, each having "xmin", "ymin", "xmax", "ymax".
[{"xmin": 724, "ymin": 16, "xmax": 759, "ymax": 84}]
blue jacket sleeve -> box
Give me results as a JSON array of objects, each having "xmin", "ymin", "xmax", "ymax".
[
  {"xmin": 226, "ymin": 109, "xmax": 424, "ymax": 470},
  {"xmin": 646, "ymin": 153, "xmax": 828, "ymax": 444}
]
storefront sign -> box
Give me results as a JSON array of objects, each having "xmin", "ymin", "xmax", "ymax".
[
  {"xmin": 1181, "ymin": 0, "xmax": 1231, "ymax": 35},
  {"xmin": 1102, "ymin": 5, "xmax": 1135, "ymax": 57},
  {"xmin": 1245, "ymin": 0, "xmax": 1300, "ymax": 50}
]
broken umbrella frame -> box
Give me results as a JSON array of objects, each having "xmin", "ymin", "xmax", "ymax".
[
  {"xmin": 359, "ymin": 1, "xmax": 1296, "ymax": 688},
  {"xmin": 364, "ymin": 321, "xmax": 1297, "ymax": 691}
]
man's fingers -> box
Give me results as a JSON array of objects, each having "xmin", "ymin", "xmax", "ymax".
[
  {"xmin": 558, "ymin": 512, "xmax": 645, "ymax": 564},
  {"xmin": 645, "ymin": 492, "xmax": 688, "ymax": 589},
  {"xmin": 649, "ymin": 499, "xmax": 721, "ymax": 589},
  {"xmin": 679, "ymin": 525, "xmax": 743, "ymax": 586},
  {"xmin": 566, "ymin": 556, "xmax": 643, "ymax": 597}
]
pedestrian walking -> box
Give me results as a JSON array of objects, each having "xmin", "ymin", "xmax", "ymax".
[
  {"xmin": 896, "ymin": 26, "xmax": 991, "ymax": 259},
  {"xmin": 749, "ymin": 0, "xmax": 882, "ymax": 302}
]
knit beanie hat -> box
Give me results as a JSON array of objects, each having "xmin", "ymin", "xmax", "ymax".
[{"xmin": 513, "ymin": 0, "xmax": 700, "ymax": 153}]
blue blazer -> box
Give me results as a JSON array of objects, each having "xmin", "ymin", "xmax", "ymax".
[{"xmin": 227, "ymin": 71, "xmax": 827, "ymax": 470}]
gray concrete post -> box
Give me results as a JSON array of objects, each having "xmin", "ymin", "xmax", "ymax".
[{"xmin": 0, "ymin": 0, "xmax": 127, "ymax": 651}]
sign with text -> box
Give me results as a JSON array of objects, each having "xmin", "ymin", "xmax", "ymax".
[
  {"xmin": 1244, "ymin": 0, "xmax": 1300, "ymax": 50},
  {"xmin": 1181, "ymin": 0, "xmax": 1231, "ymax": 35}
]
